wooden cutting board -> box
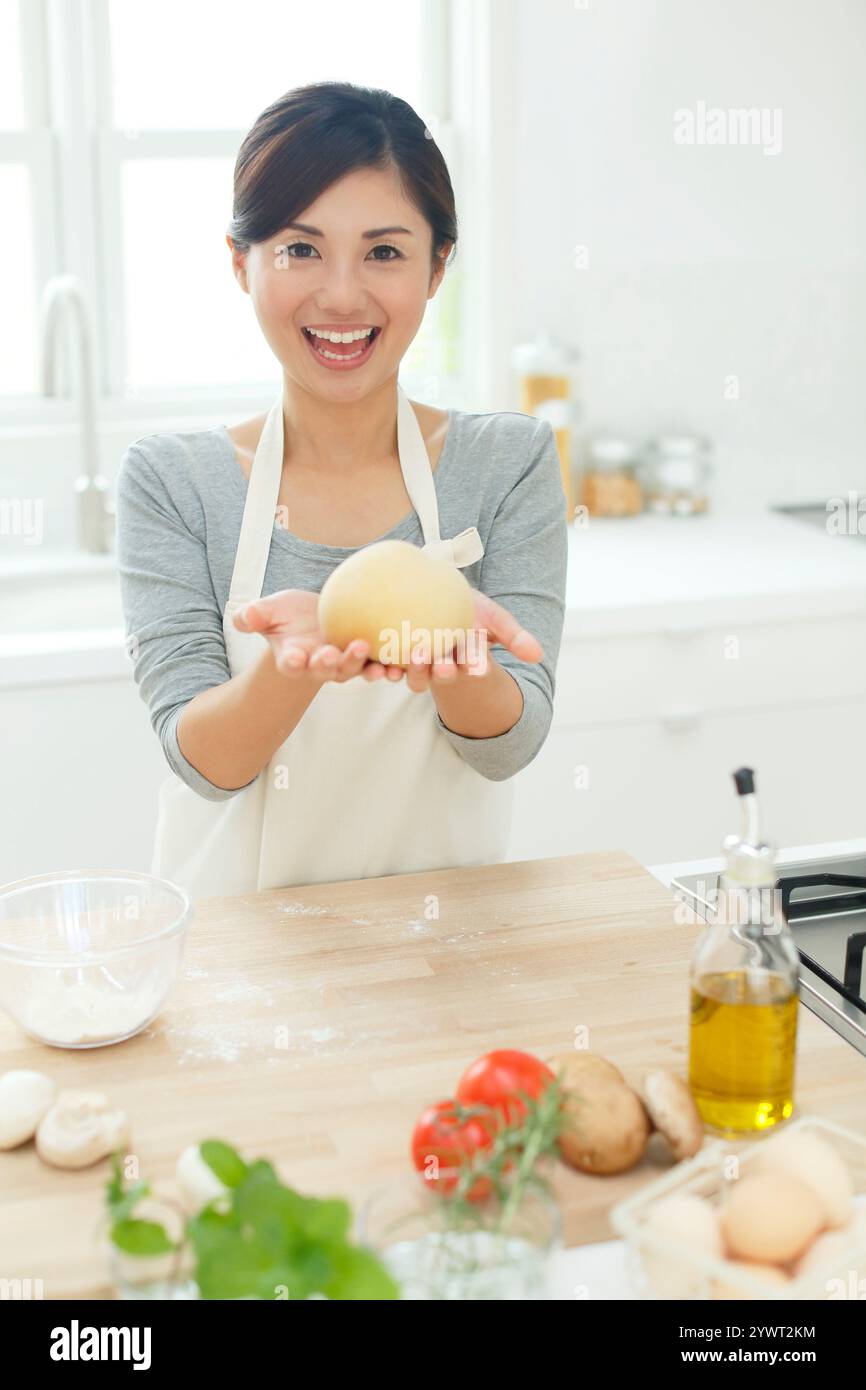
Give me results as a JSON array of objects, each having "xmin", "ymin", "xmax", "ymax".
[{"xmin": 2, "ymin": 849, "xmax": 864, "ymax": 1298}]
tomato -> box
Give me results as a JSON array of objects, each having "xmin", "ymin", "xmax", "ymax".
[
  {"xmin": 455, "ymin": 1049, "xmax": 555, "ymax": 1125},
  {"xmin": 410, "ymin": 1100, "xmax": 496, "ymax": 1201}
]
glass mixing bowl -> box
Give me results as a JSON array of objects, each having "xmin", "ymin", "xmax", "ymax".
[{"xmin": 0, "ymin": 870, "xmax": 191, "ymax": 1048}]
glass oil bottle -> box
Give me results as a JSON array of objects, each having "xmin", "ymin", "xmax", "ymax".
[{"xmin": 688, "ymin": 767, "xmax": 800, "ymax": 1135}]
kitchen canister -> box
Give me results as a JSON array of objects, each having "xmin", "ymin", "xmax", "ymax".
[
  {"xmin": 640, "ymin": 434, "xmax": 712, "ymax": 515},
  {"xmin": 512, "ymin": 333, "xmax": 580, "ymax": 523},
  {"xmin": 581, "ymin": 436, "xmax": 643, "ymax": 518}
]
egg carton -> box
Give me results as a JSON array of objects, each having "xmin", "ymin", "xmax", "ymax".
[{"xmin": 610, "ymin": 1115, "xmax": 866, "ymax": 1300}]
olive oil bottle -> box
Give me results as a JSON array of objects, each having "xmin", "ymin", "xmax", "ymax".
[{"xmin": 688, "ymin": 768, "xmax": 800, "ymax": 1136}]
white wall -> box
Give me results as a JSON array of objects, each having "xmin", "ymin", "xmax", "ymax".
[{"xmin": 512, "ymin": 0, "xmax": 866, "ymax": 509}]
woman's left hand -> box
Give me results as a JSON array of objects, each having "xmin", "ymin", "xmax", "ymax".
[{"xmin": 404, "ymin": 591, "xmax": 543, "ymax": 694}]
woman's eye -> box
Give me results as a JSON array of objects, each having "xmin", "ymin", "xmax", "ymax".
[
  {"xmin": 281, "ymin": 241, "xmax": 402, "ymax": 262},
  {"xmin": 285, "ymin": 241, "xmax": 318, "ymax": 259}
]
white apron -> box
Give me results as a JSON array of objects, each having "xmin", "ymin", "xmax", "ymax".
[{"xmin": 150, "ymin": 384, "xmax": 514, "ymax": 902}]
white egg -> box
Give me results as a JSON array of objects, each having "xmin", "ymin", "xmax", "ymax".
[
  {"xmin": 749, "ymin": 1128, "xmax": 853, "ymax": 1228},
  {"xmin": 641, "ymin": 1194, "xmax": 723, "ymax": 1299},
  {"xmin": 794, "ymin": 1206, "xmax": 866, "ymax": 1287},
  {"xmin": 712, "ymin": 1261, "xmax": 790, "ymax": 1300}
]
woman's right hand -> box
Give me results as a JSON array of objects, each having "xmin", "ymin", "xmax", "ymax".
[{"xmin": 231, "ymin": 589, "xmax": 405, "ymax": 685}]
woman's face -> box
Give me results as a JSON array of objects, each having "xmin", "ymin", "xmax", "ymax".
[{"xmin": 229, "ymin": 165, "xmax": 446, "ymax": 400}]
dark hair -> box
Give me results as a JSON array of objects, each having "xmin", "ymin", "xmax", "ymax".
[{"xmin": 227, "ymin": 81, "xmax": 457, "ymax": 277}]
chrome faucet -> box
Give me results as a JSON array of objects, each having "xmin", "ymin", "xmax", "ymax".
[{"xmin": 39, "ymin": 274, "xmax": 114, "ymax": 554}]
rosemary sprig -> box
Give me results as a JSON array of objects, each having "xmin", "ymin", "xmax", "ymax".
[{"xmin": 436, "ymin": 1073, "xmax": 566, "ymax": 1233}]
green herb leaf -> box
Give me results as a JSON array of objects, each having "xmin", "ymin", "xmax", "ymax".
[
  {"xmin": 104, "ymin": 1154, "xmax": 151, "ymax": 1226},
  {"xmin": 199, "ymin": 1139, "xmax": 248, "ymax": 1188},
  {"xmin": 110, "ymin": 1219, "xmax": 176, "ymax": 1256}
]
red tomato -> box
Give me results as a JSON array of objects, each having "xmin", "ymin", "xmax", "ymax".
[
  {"xmin": 455, "ymin": 1049, "xmax": 555, "ymax": 1125},
  {"xmin": 410, "ymin": 1100, "xmax": 496, "ymax": 1200}
]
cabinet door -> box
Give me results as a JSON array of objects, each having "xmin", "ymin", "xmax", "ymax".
[{"xmin": 507, "ymin": 699, "xmax": 866, "ymax": 865}]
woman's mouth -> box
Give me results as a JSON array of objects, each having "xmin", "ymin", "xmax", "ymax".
[{"xmin": 301, "ymin": 325, "xmax": 382, "ymax": 370}]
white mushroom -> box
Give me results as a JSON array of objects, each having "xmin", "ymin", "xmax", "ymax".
[
  {"xmin": 0, "ymin": 1070, "xmax": 57, "ymax": 1149},
  {"xmin": 36, "ymin": 1090, "xmax": 129, "ymax": 1170},
  {"xmin": 175, "ymin": 1144, "xmax": 230, "ymax": 1213}
]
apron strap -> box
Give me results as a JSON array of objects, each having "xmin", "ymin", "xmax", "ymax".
[
  {"xmin": 397, "ymin": 383, "xmax": 483, "ymax": 570},
  {"xmin": 228, "ymin": 385, "xmax": 484, "ymax": 606},
  {"xmin": 228, "ymin": 397, "xmax": 283, "ymax": 605}
]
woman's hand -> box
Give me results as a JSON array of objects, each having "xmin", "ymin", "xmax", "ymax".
[
  {"xmin": 232, "ymin": 589, "xmax": 406, "ymax": 685},
  {"xmin": 403, "ymin": 589, "xmax": 543, "ymax": 694}
]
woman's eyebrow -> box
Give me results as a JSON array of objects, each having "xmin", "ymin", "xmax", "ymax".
[{"xmin": 285, "ymin": 222, "xmax": 414, "ymax": 239}]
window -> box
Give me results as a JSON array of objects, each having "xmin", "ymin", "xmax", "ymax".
[{"xmin": 3, "ymin": 0, "xmax": 464, "ymax": 415}]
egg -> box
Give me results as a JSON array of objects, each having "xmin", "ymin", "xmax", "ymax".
[
  {"xmin": 794, "ymin": 1206, "xmax": 866, "ymax": 1284},
  {"xmin": 721, "ymin": 1174, "xmax": 824, "ymax": 1264},
  {"xmin": 641, "ymin": 1194, "xmax": 723, "ymax": 1299},
  {"xmin": 748, "ymin": 1128, "xmax": 854, "ymax": 1229},
  {"xmin": 317, "ymin": 539, "xmax": 475, "ymax": 668},
  {"xmin": 712, "ymin": 1261, "xmax": 791, "ymax": 1300}
]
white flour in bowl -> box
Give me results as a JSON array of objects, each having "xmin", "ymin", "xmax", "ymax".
[{"xmin": 15, "ymin": 976, "xmax": 165, "ymax": 1046}]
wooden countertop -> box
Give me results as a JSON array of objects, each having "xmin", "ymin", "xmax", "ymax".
[{"xmin": 3, "ymin": 849, "xmax": 865, "ymax": 1299}]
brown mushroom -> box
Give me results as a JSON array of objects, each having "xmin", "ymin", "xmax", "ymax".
[
  {"xmin": 558, "ymin": 1078, "xmax": 651, "ymax": 1175},
  {"xmin": 640, "ymin": 1070, "xmax": 704, "ymax": 1160}
]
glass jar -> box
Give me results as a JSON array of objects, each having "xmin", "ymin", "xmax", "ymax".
[
  {"xmin": 640, "ymin": 435, "xmax": 712, "ymax": 515},
  {"xmin": 357, "ymin": 1169, "xmax": 561, "ymax": 1300},
  {"xmin": 581, "ymin": 437, "xmax": 643, "ymax": 517}
]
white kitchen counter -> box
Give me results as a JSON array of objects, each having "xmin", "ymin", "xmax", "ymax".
[{"xmin": 564, "ymin": 509, "xmax": 866, "ymax": 637}]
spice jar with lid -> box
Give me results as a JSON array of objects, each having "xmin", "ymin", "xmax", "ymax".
[
  {"xmin": 580, "ymin": 437, "xmax": 643, "ymax": 518},
  {"xmin": 640, "ymin": 435, "xmax": 712, "ymax": 515},
  {"xmin": 512, "ymin": 333, "xmax": 580, "ymax": 524}
]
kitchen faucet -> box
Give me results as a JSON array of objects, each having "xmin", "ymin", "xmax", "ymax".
[{"xmin": 39, "ymin": 274, "xmax": 114, "ymax": 554}]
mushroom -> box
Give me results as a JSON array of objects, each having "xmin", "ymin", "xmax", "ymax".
[
  {"xmin": 0, "ymin": 1069, "xmax": 57, "ymax": 1149},
  {"xmin": 557, "ymin": 1076, "xmax": 651, "ymax": 1174},
  {"xmin": 547, "ymin": 1050, "xmax": 626, "ymax": 1089},
  {"xmin": 640, "ymin": 1070, "xmax": 704, "ymax": 1160},
  {"xmin": 36, "ymin": 1090, "xmax": 130, "ymax": 1170},
  {"xmin": 175, "ymin": 1144, "xmax": 230, "ymax": 1213}
]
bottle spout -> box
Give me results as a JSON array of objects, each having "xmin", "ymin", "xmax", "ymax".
[{"xmin": 732, "ymin": 766, "xmax": 760, "ymax": 847}]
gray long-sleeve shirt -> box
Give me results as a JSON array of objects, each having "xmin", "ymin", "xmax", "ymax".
[{"xmin": 116, "ymin": 405, "xmax": 568, "ymax": 801}]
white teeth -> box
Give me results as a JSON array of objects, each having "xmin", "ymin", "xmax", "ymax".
[{"xmin": 305, "ymin": 326, "xmax": 375, "ymax": 343}]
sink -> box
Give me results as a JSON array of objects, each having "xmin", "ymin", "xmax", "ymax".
[{"xmin": 774, "ymin": 501, "xmax": 865, "ymax": 539}]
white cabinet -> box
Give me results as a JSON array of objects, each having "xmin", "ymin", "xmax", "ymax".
[{"xmin": 509, "ymin": 610, "xmax": 866, "ymax": 865}]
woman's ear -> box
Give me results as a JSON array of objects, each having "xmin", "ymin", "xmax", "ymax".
[
  {"xmin": 427, "ymin": 247, "xmax": 450, "ymax": 301},
  {"xmin": 227, "ymin": 234, "xmax": 249, "ymax": 293}
]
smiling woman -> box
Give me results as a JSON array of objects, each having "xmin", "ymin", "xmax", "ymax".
[{"xmin": 116, "ymin": 81, "xmax": 568, "ymax": 901}]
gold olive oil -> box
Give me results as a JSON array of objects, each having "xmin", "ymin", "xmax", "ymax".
[
  {"xmin": 689, "ymin": 968, "xmax": 798, "ymax": 1134},
  {"xmin": 687, "ymin": 768, "xmax": 800, "ymax": 1137}
]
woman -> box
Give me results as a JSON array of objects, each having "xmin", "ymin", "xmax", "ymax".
[{"xmin": 117, "ymin": 82, "xmax": 568, "ymax": 902}]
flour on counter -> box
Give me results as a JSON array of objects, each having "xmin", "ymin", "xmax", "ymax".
[{"xmin": 278, "ymin": 902, "xmax": 331, "ymax": 917}]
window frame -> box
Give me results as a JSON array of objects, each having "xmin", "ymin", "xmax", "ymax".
[{"xmin": 3, "ymin": 0, "xmax": 515, "ymax": 430}]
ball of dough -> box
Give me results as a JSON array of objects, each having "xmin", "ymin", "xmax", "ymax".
[
  {"xmin": 176, "ymin": 1143, "xmax": 230, "ymax": 1213},
  {"xmin": 749, "ymin": 1128, "xmax": 854, "ymax": 1229},
  {"xmin": 317, "ymin": 539, "xmax": 475, "ymax": 667},
  {"xmin": 36, "ymin": 1090, "xmax": 129, "ymax": 1170},
  {"xmin": 720, "ymin": 1173, "xmax": 824, "ymax": 1264},
  {"xmin": 0, "ymin": 1069, "xmax": 56, "ymax": 1149}
]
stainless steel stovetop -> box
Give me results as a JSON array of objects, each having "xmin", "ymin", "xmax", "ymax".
[{"xmin": 671, "ymin": 849, "xmax": 866, "ymax": 1058}]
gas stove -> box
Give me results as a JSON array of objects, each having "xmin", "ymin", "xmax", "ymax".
[{"xmin": 671, "ymin": 848, "xmax": 866, "ymax": 1058}]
